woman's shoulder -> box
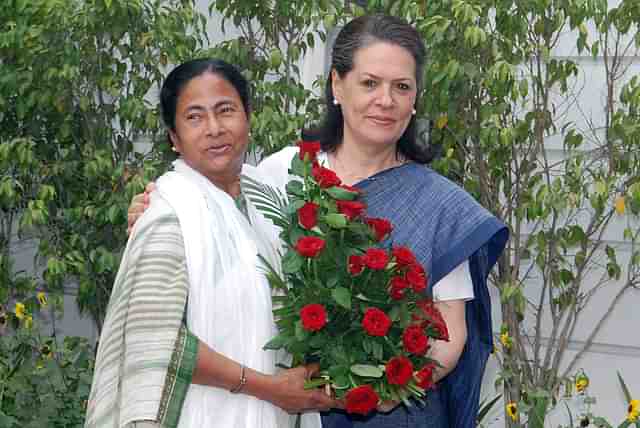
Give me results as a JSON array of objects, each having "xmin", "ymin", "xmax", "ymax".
[
  {"xmin": 129, "ymin": 195, "xmax": 181, "ymax": 242},
  {"xmin": 399, "ymin": 164, "xmax": 481, "ymax": 210}
]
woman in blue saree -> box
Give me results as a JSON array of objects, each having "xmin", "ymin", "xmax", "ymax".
[{"xmin": 257, "ymin": 14, "xmax": 508, "ymax": 428}]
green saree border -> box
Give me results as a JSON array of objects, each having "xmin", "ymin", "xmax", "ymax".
[{"xmin": 158, "ymin": 326, "xmax": 198, "ymax": 428}]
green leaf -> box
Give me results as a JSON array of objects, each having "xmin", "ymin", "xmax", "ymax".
[
  {"xmin": 282, "ymin": 250, "xmax": 303, "ymax": 273},
  {"xmin": 285, "ymin": 180, "xmax": 304, "ymax": 197},
  {"xmin": 263, "ymin": 334, "xmax": 288, "ymax": 350},
  {"xmin": 350, "ymin": 364, "xmax": 383, "ymax": 378},
  {"xmin": 295, "ymin": 320, "xmax": 309, "ymax": 341},
  {"xmin": 290, "ymin": 155, "xmax": 306, "ymax": 177},
  {"xmin": 325, "ymin": 186, "xmax": 358, "ymax": 200},
  {"xmin": 324, "ymin": 213, "xmax": 347, "ymax": 229},
  {"xmin": 617, "ymin": 371, "xmax": 633, "ymax": 403},
  {"xmin": 331, "ymin": 286, "xmax": 351, "ymax": 309}
]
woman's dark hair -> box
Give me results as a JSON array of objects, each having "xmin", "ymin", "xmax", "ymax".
[
  {"xmin": 160, "ymin": 58, "xmax": 251, "ymax": 132},
  {"xmin": 306, "ymin": 14, "xmax": 433, "ymax": 163}
]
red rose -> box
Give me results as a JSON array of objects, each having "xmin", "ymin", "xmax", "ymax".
[
  {"xmin": 406, "ymin": 264, "xmax": 427, "ymax": 293},
  {"xmin": 298, "ymin": 202, "xmax": 319, "ymax": 229},
  {"xmin": 363, "ymin": 248, "xmax": 389, "ymax": 270},
  {"xmin": 336, "ymin": 200, "xmax": 366, "ymax": 220},
  {"xmin": 415, "ymin": 363, "xmax": 436, "ymax": 390},
  {"xmin": 300, "ymin": 303, "xmax": 327, "ymax": 331},
  {"xmin": 389, "ymin": 276, "xmax": 409, "ymax": 300},
  {"xmin": 362, "ymin": 308, "xmax": 392, "ymax": 337},
  {"xmin": 385, "ymin": 356, "xmax": 413, "ymax": 386},
  {"xmin": 312, "ymin": 164, "xmax": 342, "ymax": 188},
  {"xmin": 344, "ymin": 384, "xmax": 379, "ymax": 415},
  {"xmin": 402, "ymin": 325, "xmax": 430, "ymax": 355},
  {"xmin": 297, "ymin": 140, "xmax": 321, "ymax": 162},
  {"xmin": 415, "ymin": 300, "xmax": 449, "ymax": 341},
  {"xmin": 348, "ymin": 254, "xmax": 365, "ymax": 276},
  {"xmin": 392, "ymin": 246, "xmax": 417, "ymax": 266},
  {"xmin": 295, "ymin": 236, "xmax": 325, "ymax": 258},
  {"xmin": 365, "ymin": 217, "xmax": 393, "ymax": 242}
]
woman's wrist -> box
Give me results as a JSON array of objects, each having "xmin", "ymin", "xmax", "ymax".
[{"xmin": 240, "ymin": 368, "xmax": 278, "ymax": 402}]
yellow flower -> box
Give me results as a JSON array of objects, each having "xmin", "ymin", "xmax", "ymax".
[
  {"xmin": 615, "ymin": 195, "xmax": 626, "ymax": 215},
  {"xmin": 14, "ymin": 302, "xmax": 26, "ymax": 320},
  {"xmin": 506, "ymin": 402, "xmax": 518, "ymax": 421},
  {"xmin": 575, "ymin": 377, "xmax": 589, "ymax": 393},
  {"xmin": 24, "ymin": 315, "xmax": 33, "ymax": 329},
  {"xmin": 37, "ymin": 292, "xmax": 48, "ymax": 307},
  {"xmin": 500, "ymin": 332, "xmax": 511, "ymax": 349},
  {"xmin": 435, "ymin": 114, "xmax": 448, "ymax": 130},
  {"xmin": 628, "ymin": 399, "xmax": 639, "ymax": 422}
]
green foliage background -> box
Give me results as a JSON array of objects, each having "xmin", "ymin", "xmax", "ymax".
[{"xmin": 1, "ymin": 0, "xmax": 639, "ymax": 426}]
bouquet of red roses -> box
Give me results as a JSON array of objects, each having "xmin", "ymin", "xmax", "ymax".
[{"xmin": 244, "ymin": 141, "xmax": 449, "ymax": 416}]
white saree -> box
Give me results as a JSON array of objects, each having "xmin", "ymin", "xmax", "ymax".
[{"xmin": 157, "ymin": 160, "xmax": 320, "ymax": 428}]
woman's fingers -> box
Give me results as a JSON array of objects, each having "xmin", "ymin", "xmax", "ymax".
[
  {"xmin": 305, "ymin": 362, "xmax": 321, "ymax": 379},
  {"xmin": 376, "ymin": 399, "xmax": 399, "ymax": 413},
  {"xmin": 127, "ymin": 193, "xmax": 148, "ymax": 235}
]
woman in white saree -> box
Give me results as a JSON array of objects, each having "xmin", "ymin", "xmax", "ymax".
[{"xmin": 85, "ymin": 58, "xmax": 335, "ymax": 428}]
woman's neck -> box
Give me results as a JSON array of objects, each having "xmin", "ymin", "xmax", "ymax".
[{"xmin": 328, "ymin": 142, "xmax": 404, "ymax": 186}]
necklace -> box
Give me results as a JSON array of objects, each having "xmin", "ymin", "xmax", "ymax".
[{"xmin": 328, "ymin": 151, "xmax": 406, "ymax": 185}]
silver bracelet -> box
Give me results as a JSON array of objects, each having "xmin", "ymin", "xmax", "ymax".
[{"xmin": 230, "ymin": 364, "xmax": 247, "ymax": 393}]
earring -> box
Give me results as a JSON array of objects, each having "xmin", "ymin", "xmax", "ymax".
[
  {"xmin": 333, "ymin": 98, "xmax": 339, "ymax": 106},
  {"xmin": 411, "ymin": 108, "xmax": 417, "ymax": 115},
  {"xmin": 171, "ymin": 146, "xmax": 178, "ymax": 153}
]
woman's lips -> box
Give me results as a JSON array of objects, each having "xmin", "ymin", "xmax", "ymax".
[
  {"xmin": 367, "ymin": 116, "xmax": 396, "ymax": 126},
  {"xmin": 206, "ymin": 144, "xmax": 231, "ymax": 154}
]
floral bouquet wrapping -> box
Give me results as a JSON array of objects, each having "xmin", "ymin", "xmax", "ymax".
[{"xmin": 244, "ymin": 141, "xmax": 449, "ymax": 416}]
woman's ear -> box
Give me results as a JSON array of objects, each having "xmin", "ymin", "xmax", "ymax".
[
  {"xmin": 168, "ymin": 130, "xmax": 180, "ymax": 154},
  {"xmin": 331, "ymin": 69, "xmax": 342, "ymax": 104}
]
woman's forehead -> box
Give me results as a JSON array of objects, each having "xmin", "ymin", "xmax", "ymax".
[
  {"xmin": 177, "ymin": 73, "xmax": 242, "ymax": 108},
  {"xmin": 350, "ymin": 42, "xmax": 416, "ymax": 80}
]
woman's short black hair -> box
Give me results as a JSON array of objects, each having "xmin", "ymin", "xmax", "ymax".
[
  {"xmin": 306, "ymin": 14, "xmax": 433, "ymax": 164},
  {"xmin": 160, "ymin": 58, "xmax": 251, "ymax": 131}
]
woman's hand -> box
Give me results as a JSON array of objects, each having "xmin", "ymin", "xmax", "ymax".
[
  {"xmin": 263, "ymin": 364, "xmax": 342, "ymax": 414},
  {"xmin": 376, "ymin": 400, "xmax": 400, "ymax": 413},
  {"xmin": 127, "ymin": 182, "xmax": 156, "ymax": 235}
]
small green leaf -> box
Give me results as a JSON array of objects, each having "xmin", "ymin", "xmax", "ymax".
[
  {"xmin": 263, "ymin": 334, "xmax": 288, "ymax": 350},
  {"xmin": 290, "ymin": 155, "xmax": 306, "ymax": 177},
  {"xmin": 617, "ymin": 371, "xmax": 632, "ymax": 403},
  {"xmin": 282, "ymin": 250, "xmax": 303, "ymax": 273},
  {"xmin": 332, "ymin": 286, "xmax": 351, "ymax": 309},
  {"xmin": 324, "ymin": 213, "xmax": 347, "ymax": 229},
  {"xmin": 286, "ymin": 180, "xmax": 304, "ymax": 197},
  {"xmin": 325, "ymin": 186, "xmax": 358, "ymax": 200},
  {"xmin": 295, "ymin": 320, "xmax": 309, "ymax": 341},
  {"xmin": 350, "ymin": 364, "xmax": 383, "ymax": 378}
]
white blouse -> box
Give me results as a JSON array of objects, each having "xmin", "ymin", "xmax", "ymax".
[{"xmin": 432, "ymin": 259, "xmax": 474, "ymax": 302}]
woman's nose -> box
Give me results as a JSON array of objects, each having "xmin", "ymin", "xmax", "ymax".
[
  {"xmin": 376, "ymin": 85, "xmax": 394, "ymax": 108},
  {"xmin": 205, "ymin": 115, "xmax": 223, "ymax": 136}
]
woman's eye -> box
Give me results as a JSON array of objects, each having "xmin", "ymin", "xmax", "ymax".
[
  {"xmin": 363, "ymin": 79, "xmax": 377, "ymax": 89},
  {"xmin": 187, "ymin": 114, "xmax": 201, "ymax": 121},
  {"xmin": 397, "ymin": 82, "xmax": 411, "ymax": 91}
]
